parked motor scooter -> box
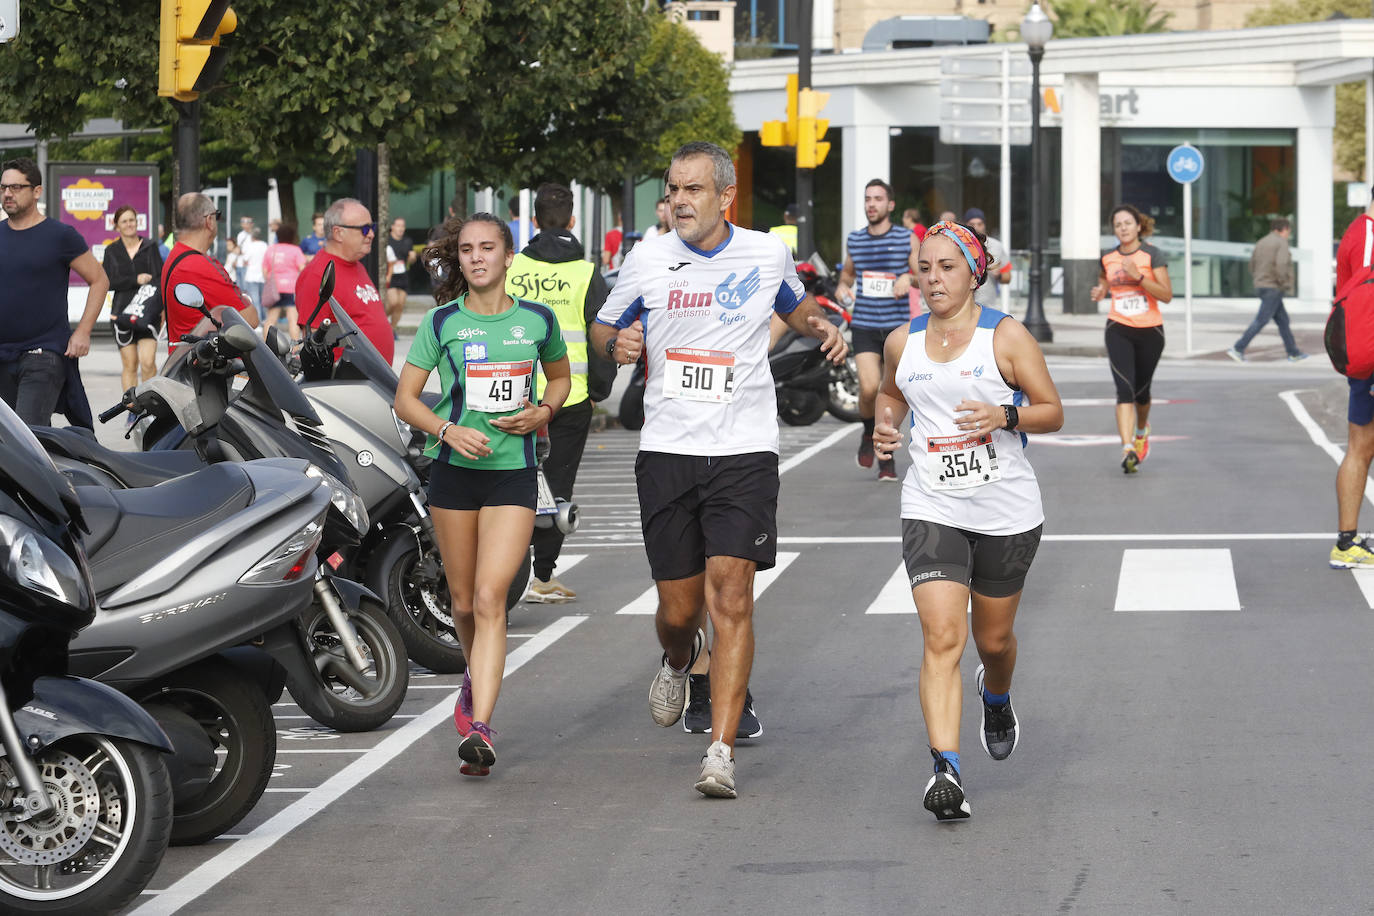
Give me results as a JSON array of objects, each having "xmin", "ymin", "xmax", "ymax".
[
  {"xmin": 37, "ymin": 306, "xmax": 407, "ymax": 736},
  {"xmin": 797, "ymin": 256, "xmax": 862, "ymax": 424},
  {"xmin": 0, "ymin": 399, "xmax": 175, "ymax": 912}
]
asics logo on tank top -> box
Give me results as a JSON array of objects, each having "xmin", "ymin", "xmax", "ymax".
[{"xmin": 908, "ymin": 372, "xmax": 934, "ymax": 382}]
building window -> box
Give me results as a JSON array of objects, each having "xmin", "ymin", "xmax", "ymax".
[
  {"xmin": 735, "ymin": 0, "xmax": 802, "ymax": 50},
  {"xmin": 689, "ymin": 9, "xmax": 720, "ymax": 19}
]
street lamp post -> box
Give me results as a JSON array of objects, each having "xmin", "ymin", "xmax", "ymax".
[{"xmin": 1021, "ymin": 2, "xmax": 1053, "ymax": 343}]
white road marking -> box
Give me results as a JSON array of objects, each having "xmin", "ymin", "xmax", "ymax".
[
  {"xmin": 616, "ymin": 552, "xmax": 801, "ymax": 615},
  {"xmin": 777, "ymin": 533, "xmax": 1335, "ymax": 544},
  {"xmin": 1352, "ymin": 569, "xmax": 1374, "ymax": 608},
  {"xmin": 137, "ymin": 615, "xmax": 588, "ymax": 915},
  {"xmin": 778, "ymin": 424, "xmax": 861, "ymax": 475},
  {"xmin": 1280, "ymin": 388, "xmax": 1374, "ymax": 507},
  {"xmin": 865, "ymin": 565, "xmax": 915, "ymax": 615},
  {"xmin": 1114, "ymin": 549, "xmax": 1241, "ymax": 611}
]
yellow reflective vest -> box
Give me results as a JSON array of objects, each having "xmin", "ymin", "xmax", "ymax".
[
  {"xmin": 507, "ymin": 253, "xmax": 595, "ymax": 407},
  {"xmin": 769, "ymin": 224, "xmax": 798, "ymax": 256}
]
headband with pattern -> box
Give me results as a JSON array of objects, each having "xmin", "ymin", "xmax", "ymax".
[{"xmin": 924, "ymin": 220, "xmax": 988, "ymax": 284}]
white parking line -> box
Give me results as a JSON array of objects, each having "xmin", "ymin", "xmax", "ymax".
[{"xmin": 137, "ymin": 615, "xmax": 588, "ymax": 915}]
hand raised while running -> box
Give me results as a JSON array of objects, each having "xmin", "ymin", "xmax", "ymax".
[
  {"xmin": 873, "ymin": 407, "xmax": 902, "ymax": 459},
  {"xmin": 611, "ymin": 320, "xmax": 644, "ymax": 365},
  {"xmin": 807, "ymin": 315, "xmax": 849, "ymax": 364},
  {"xmin": 490, "ymin": 399, "xmax": 553, "ymax": 436}
]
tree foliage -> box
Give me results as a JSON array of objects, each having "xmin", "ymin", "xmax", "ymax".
[
  {"xmin": 0, "ymin": 0, "xmax": 739, "ymax": 201},
  {"xmin": 1040, "ymin": 0, "xmax": 1172, "ymax": 38},
  {"xmin": 1247, "ymin": 0, "xmax": 1369, "ymax": 178}
]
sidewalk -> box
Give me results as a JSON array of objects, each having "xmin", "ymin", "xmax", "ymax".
[{"xmin": 1009, "ymin": 296, "xmax": 1329, "ymax": 362}]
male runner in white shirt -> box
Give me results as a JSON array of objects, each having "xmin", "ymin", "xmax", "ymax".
[{"xmin": 591, "ymin": 141, "xmax": 846, "ymax": 798}]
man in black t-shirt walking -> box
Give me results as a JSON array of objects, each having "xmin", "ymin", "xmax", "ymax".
[{"xmin": 0, "ymin": 157, "xmax": 107, "ymax": 425}]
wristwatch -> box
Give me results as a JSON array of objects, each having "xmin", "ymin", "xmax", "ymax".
[
  {"xmin": 605, "ymin": 335, "xmax": 618, "ymax": 359},
  {"xmin": 1002, "ymin": 404, "xmax": 1019, "ymax": 431}
]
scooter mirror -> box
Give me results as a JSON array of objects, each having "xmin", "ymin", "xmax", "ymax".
[
  {"xmin": 174, "ymin": 283, "xmax": 205, "ymax": 309},
  {"xmin": 222, "ymin": 324, "xmax": 260, "ymax": 354},
  {"xmin": 304, "ymin": 261, "xmax": 336, "ymax": 329}
]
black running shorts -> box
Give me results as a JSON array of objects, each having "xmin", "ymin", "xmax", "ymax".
[
  {"xmin": 428, "ymin": 462, "xmax": 536, "ymax": 511},
  {"xmin": 851, "ymin": 325, "xmax": 897, "ymax": 356},
  {"xmin": 901, "ymin": 518, "xmax": 1043, "ymax": 598},
  {"xmin": 635, "ymin": 451, "xmax": 779, "ymax": 581}
]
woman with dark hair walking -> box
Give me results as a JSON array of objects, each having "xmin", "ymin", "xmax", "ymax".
[
  {"xmin": 393, "ymin": 214, "xmax": 571, "ymax": 776},
  {"xmin": 103, "ymin": 205, "xmax": 164, "ymax": 392}
]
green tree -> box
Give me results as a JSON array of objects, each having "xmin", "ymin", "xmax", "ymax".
[
  {"xmin": 1037, "ymin": 0, "xmax": 1172, "ymax": 38},
  {"xmin": 1247, "ymin": 0, "xmax": 1369, "ymax": 178}
]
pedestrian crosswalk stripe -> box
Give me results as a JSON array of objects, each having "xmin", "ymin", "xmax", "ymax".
[
  {"xmin": 615, "ymin": 552, "xmax": 801, "ymax": 615},
  {"xmin": 865, "ymin": 564, "xmax": 914, "ymax": 614},
  {"xmin": 556, "ymin": 554, "xmax": 587, "ymax": 573},
  {"xmin": 1114, "ymin": 548, "xmax": 1241, "ymax": 611},
  {"xmin": 1351, "ymin": 569, "xmax": 1374, "ymax": 608}
]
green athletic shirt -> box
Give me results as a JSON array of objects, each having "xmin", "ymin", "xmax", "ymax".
[{"xmin": 406, "ymin": 294, "xmax": 568, "ymax": 470}]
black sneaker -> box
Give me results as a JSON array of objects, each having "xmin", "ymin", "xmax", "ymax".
[
  {"xmin": 923, "ymin": 749, "xmax": 970, "ymax": 821},
  {"xmin": 737, "ymin": 689, "xmax": 763, "ymax": 739},
  {"xmin": 683, "ymin": 674, "xmax": 711, "ymax": 733},
  {"xmin": 975, "ymin": 664, "xmax": 1019, "ymax": 760},
  {"xmin": 877, "ymin": 458, "xmax": 897, "ymax": 481}
]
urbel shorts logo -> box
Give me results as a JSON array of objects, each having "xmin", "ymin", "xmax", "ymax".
[
  {"xmin": 715, "ymin": 267, "xmax": 761, "ymax": 310},
  {"xmin": 910, "ymin": 570, "xmax": 947, "ymax": 586}
]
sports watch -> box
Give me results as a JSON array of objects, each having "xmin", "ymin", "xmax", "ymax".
[{"xmin": 1002, "ymin": 404, "xmax": 1019, "ymax": 431}]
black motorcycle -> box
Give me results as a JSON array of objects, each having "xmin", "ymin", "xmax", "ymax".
[{"xmin": 0, "ymin": 401, "xmax": 174, "ymax": 913}]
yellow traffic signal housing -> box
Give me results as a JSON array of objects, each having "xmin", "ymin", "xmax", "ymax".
[
  {"xmin": 796, "ymin": 88, "xmax": 831, "ymax": 169},
  {"xmin": 761, "ymin": 120, "xmax": 787, "ymax": 147},
  {"xmin": 761, "ymin": 75, "xmax": 800, "ymax": 148},
  {"xmin": 159, "ymin": 0, "xmax": 237, "ymax": 102}
]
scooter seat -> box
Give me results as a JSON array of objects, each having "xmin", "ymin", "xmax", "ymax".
[
  {"xmin": 34, "ymin": 425, "xmax": 206, "ymax": 489},
  {"xmin": 76, "ymin": 463, "xmax": 255, "ymax": 596}
]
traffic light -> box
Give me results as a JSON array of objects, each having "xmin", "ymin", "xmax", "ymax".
[
  {"xmin": 797, "ymin": 88, "xmax": 831, "ymax": 169},
  {"xmin": 159, "ymin": 0, "xmax": 236, "ymax": 102},
  {"xmin": 760, "ymin": 74, "xmax": 799, "ymax": 148}
]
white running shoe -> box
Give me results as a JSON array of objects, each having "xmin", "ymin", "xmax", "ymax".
[
  {"xmin": 648, "ymin": 628, "xmax": 704, "ymax": 726},
  {"xmin": 695, "ymin": 740, "xmax": 737, "ymax": 798}
]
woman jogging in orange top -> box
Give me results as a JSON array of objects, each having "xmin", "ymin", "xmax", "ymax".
[{"xmin": 1090, "ymin": 204, "xmax": 1173, "ymax": 474}]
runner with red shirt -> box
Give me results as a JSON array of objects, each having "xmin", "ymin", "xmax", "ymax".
[{"xmin": 294, "ymin": 198, "xmax": 395, "ymax": 365}]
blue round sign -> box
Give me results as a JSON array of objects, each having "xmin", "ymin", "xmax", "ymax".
[{"xmin": 1167, "ymin": 144, "xmax": 1204, "ymax": 184}]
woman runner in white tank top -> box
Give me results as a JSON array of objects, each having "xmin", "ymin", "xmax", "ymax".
[{"xmin": 873, "ymin": 221, "xmax": 1063, "ymax": 821}]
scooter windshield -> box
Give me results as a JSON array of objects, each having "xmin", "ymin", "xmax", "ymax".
[
  {"xmin": 0, "ymin": 400, "xmax": 82, "ymax": 528},
  {"xmin": 327, "ymin": 300, "xmax": 400, "ymax": 395}
]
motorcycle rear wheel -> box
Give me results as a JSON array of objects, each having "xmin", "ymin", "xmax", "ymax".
[
  {"xmin": 778, "ymin": 390, "xmax": 828, "ymax": 426},
  {"xmin": 372, "ymin": 533, "xmax": 530, "ymax": 674},
  {"xmin": 289, "ymin": 594, "xmax": 408, "ymax": 732},
  {"xmin": 0, "ymin": 736, "xmax": 172, "ymax": 913},
  {"xmin": 139, "ymin": 657, "xmax": 276, "ymax": 846}
]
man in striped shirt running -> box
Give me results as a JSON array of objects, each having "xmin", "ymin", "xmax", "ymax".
[{"xmin": 836, "ymin": 178, "xmax": 920, "ymax": 480}]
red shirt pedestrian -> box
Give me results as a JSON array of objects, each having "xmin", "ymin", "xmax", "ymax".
[
  {"xmin": 295, "ymin": 251, "xmax": 394, "ymax": 364},
  {"xmin": 160, "ymin": 241, "xmax": 255, "ymax": 351},
  {"xmin": 1337, "ymin": 212, "xmax": 1374, "ymax": 294}
]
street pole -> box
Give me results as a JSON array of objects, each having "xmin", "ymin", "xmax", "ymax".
[
  {"xmin": 1024, "ymin": 43, "xmax": 1053, "ymax": 342},
  {"xmin": 172, "ymin": 100, "xmax": 200, "ymax": 199},
  {"xmin": 796, "ymin": 0, "xmax": 815, "ymax": 260},
  {"xmin": 354, "ymin": 146, "xmax": 379, "ymax": 282}
]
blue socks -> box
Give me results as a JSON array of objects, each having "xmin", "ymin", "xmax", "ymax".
[
  {"xmin": 936, "ymin": 750, "xmax": 961, "ymax": 776},
  {"xmin": 982, "ymin": 688, "xmax": 1010, "ymax": 707}
]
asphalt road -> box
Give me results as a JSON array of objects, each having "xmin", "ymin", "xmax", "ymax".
[{"xmin": 93, "ymin": 350, "xmax": 1374, "ymax": 914}]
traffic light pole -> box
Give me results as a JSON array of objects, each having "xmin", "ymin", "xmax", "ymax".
[
  {"xmin": 173, "ymin": 100, "xmax": 200, "ymax": 199},
  {"xmin": 796, "ymin": 0, "xmax": 815, "ymax": 260}
]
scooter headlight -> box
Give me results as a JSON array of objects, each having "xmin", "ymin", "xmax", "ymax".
[
  {"xmin": 304, "ymin": 464, "xmax": 369, "ymax": 535},
  {"xmin": 0, "ymin": 517, "xmax": 92, "ymax": 610}
]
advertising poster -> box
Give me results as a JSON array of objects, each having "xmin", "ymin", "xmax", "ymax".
[{"xmin": 45, "ymin": 163, "xmax": 159, "ymax": 322}]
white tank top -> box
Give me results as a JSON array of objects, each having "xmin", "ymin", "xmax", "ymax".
[{"xmin": 893, "ymin": 307, "xmax": 1044, "ymax": 535}]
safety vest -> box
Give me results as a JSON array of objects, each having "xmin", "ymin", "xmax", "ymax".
[
  {"xmin": 769, "ymin": 224, "xmax": 798, "ymax": 256},
  {"xmin": 507, "ymin": 253, "xmax": 595, "ymax": 406}
]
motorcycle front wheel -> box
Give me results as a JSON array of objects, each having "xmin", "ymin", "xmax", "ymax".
[
  {"xmin": 0, "ymin": 735, "xmax": 172, "ymax": 914},
  {"xmin": 289, "ymin": 593, "xmax": 408, "ymax": 732},
  {"xmin": 827, "ymin": 354, "xmax": 863, "ymax": 423},
  {"xmin": 778, "ymin": 390, "xmax": 828, "ymax": 426},
  {"xmin": 372, "ymin": 533, "xmax": 530, "ymax": 674}
]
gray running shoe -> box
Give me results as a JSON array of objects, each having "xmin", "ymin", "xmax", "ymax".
[
  {"xmin": 923, "ymin": 749, "xmax": 970, "ymax": 820},
  {"xmin": 695, "ymin": 740, "xmax": 737, "ymax": 798},
  {"xmin": 975, "ymin": 663, "xmax": 1019, "ymax": 761},
  {"xmin": 737, "ymin": 689, "xmax": 763, "ymax": 739},
  {"xmin": 648, "ymin": 628, "xmax": 704, "ymax": 726}
]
